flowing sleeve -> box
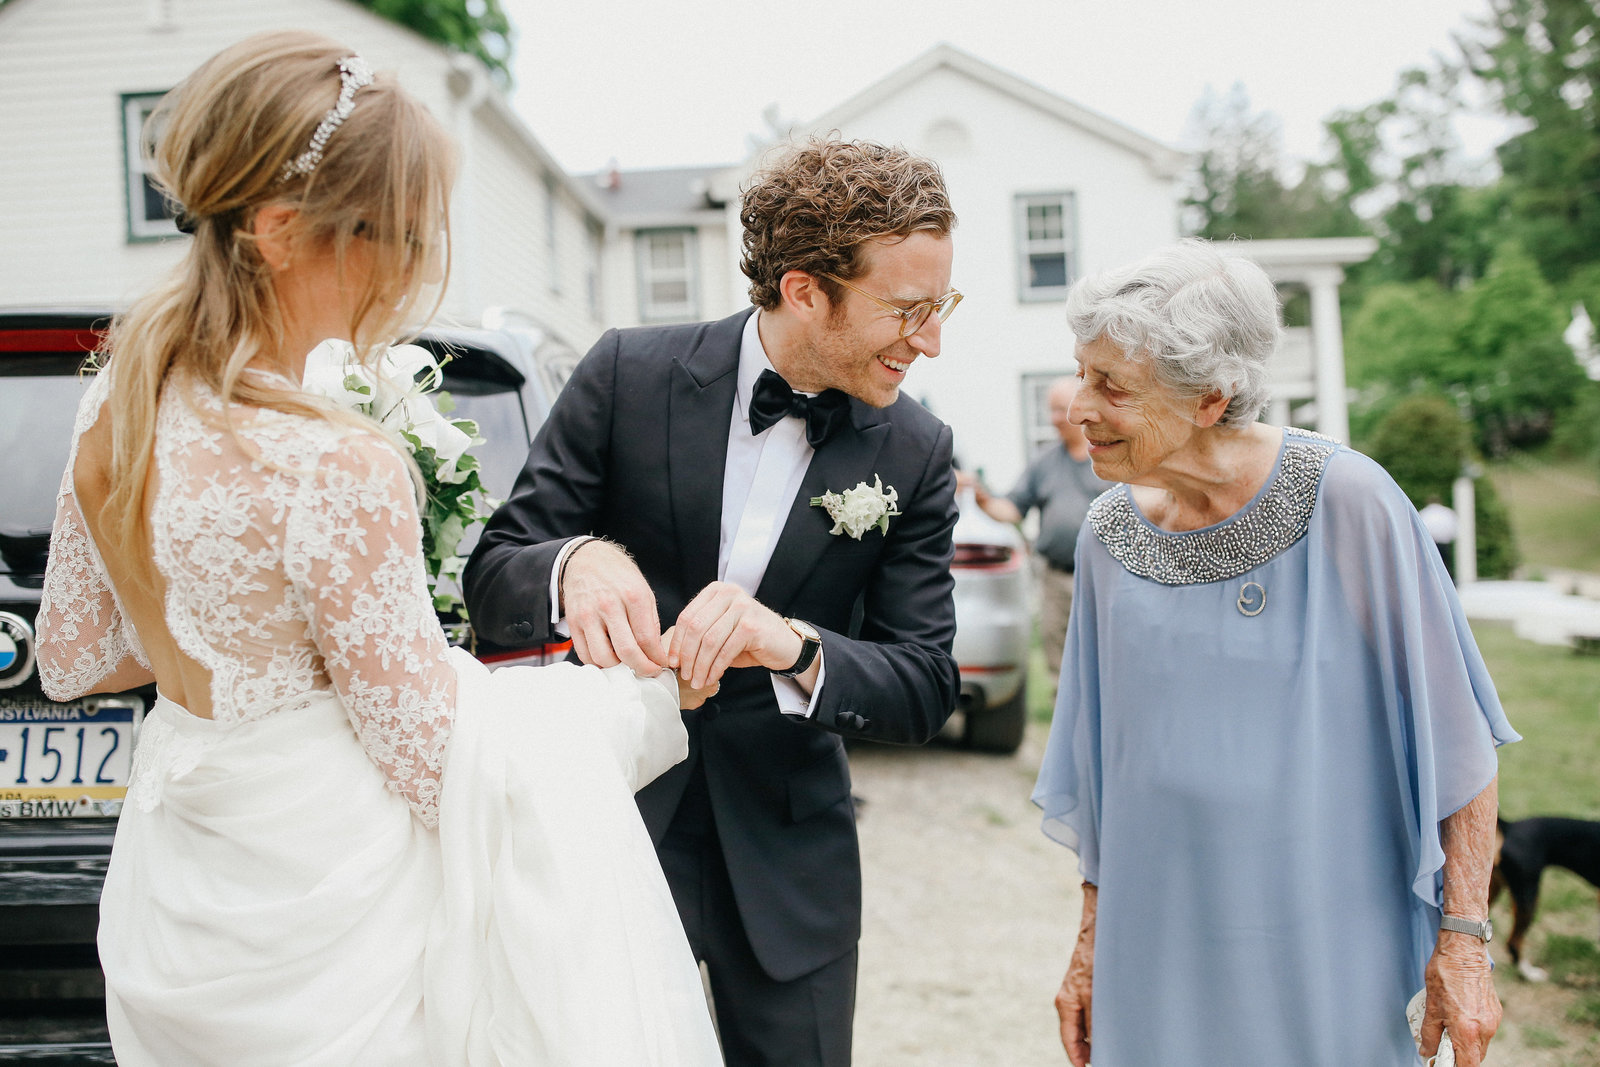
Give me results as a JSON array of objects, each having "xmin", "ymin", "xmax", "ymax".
[
  {"xmin": 285, "ymin": 431, "xmax": 457, "ymax": 827},
  {"xmin": 1031, "ymin": 521, "xmax": 1104, "ymax": 883},
  {"xmin": 36, "ymin": 374, "xmax": 151, "ymax": 701},
  {"xmin": 1319, "ymin": 451, "xmax": 1519, "ymax": 908}
]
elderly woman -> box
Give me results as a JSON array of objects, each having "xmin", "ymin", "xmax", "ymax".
[{"xmin": 1032, "ymin": 240, "xmax": 1518, "ymax": 1067}]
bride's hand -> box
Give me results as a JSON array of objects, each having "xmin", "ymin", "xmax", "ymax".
[{"xmin": 661, "ymin": 627, "xmax": 720, "ymax": 710}]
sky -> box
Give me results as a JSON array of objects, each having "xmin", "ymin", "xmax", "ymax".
[{"xmin": 502, "ymin": 0, "xmax": 1503, "ymax": 177}]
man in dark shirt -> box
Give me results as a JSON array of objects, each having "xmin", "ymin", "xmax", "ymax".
[{"xmin": 964, "ymin": 377, "xmax": 1110, "ymax": 676}]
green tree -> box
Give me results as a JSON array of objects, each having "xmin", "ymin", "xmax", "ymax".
[
  {"xmin": 1455, "ymin": 244, "xmax": 1584, "ymax": 451},
  {"xmin": 1344, "ymin": 279, "xmax": 1462, "ymax": 387},
  {"xmin": 1183, "ymin": 85, "xmax": 1364, "ymax": 240},
  {"xmin": 1465, "ymin": 0, "xmax": 1600, "ymax": 283},
  {"xmin": 355, "ymin": 0, "xmax": 513, "ymax": 84},
  {"xmin": 1321, "ymin": 66, "xmax": 1500, "ymax": 288},
  {"xmin": 1345, "ymin": 246, "xmax": 1584, "ymax": 454},
  {"xmin": 1361, "ymin": 394, "xmax": 1519, "ymax": 578}
]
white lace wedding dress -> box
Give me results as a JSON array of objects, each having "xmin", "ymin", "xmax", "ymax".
[{"xmin": 35, "ymin": 370, "xmax": 722, "ymax": 1066}]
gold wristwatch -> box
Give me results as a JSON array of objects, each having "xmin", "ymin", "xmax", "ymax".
[{"xmin": 773, "ymin": 618, "xmax": 821, "ymax": 678}]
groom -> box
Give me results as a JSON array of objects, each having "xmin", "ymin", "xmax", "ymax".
[{"xmin": 464, "ymin": 138, "xmax": 960, "ymax": 1065}]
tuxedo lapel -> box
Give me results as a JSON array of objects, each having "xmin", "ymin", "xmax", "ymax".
[
  {"xmin": 754, "ymin": 400, "xmax": 890, "ymax": 610},
  {"xmin": 667, "ymin": 310, "xmax": 749, "ymax": 596}
]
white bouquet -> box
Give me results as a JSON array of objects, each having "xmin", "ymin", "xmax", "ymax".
[{"xmin": 302, "ymin": 339, "xmax": 495, "ymax": 617}]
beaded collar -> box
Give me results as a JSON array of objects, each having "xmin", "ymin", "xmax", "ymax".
[{"xmin": 1087, "ymin": 428, "xmax": 1339, "ymax": 585}]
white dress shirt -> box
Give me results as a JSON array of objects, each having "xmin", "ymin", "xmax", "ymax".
[{"xmin": 553, "ymin": 310, "xmax": 824, "ymax": 718}]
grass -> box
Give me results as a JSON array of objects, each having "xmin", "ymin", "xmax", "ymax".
[
  {"xmin": 1475, "ymin": 621, "xmax": 1600, "ymax": 822},
  {"xmin": 1026, "ymin": 634, "xmax": 1055, "ymax": 725},
  {"xmin": 1541, "ymin": 937, "xmax": 1600, "ymax": 988},
  {"xmin": 1488, "ymin": 456, "xmax": 1600, "ymax": 575},
  {"xmin": 1521, "ymin": 1023, "xmax": 1567, "ymax": 1048},
  {"xmin": 1472, "ymin": 620, "xmax": 1600, "ymax": 1044}
]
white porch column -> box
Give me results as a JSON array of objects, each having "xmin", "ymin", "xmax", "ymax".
[
  {"xmin": 1308, "ymin": 267, "xmax": 1350, "ymax": 443},
  {"xmin": 1452, "ymin": 474, "xmax": 1478, "ymax": 585}
]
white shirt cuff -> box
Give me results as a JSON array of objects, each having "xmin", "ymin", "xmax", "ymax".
[
  {"xmin": 772, "ymin": 650, "xmax": 825, "ymax": 720},
  {"xmin": 548, "ymin": 535, "xmax": 598, "ymax": 633}
]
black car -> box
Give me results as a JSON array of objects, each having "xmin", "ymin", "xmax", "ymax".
[{"xmin": 0, "ymin": 309, "xmax": 572, "ymax": 1059}]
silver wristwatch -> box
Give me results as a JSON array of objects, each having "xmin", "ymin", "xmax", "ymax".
[{"xmin": 1439, "ymin": 914, "xmax": 1493, "ymax": 943}]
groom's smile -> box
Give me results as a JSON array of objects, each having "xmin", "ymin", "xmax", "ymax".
[{"xmin": 798, "ymin": 231, "xmax": 955, "ymax": 409}]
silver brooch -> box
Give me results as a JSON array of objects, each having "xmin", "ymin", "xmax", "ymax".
[{"xmin": 1237, "ymin": 581, "xmax": 1266, "ymax": 616}]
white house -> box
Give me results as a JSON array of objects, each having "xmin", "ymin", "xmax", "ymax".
[
  {"xmin": 603, "ymin": 45, "xmax": 1372, "ymax": 490},
  {"xmin": 603, "ymin": 44, "xmax": 1193, "ymax": 489},
  {"xmin": 0, "ymin": 0, "xmax": 608, "ymax": 352},
  {"xmin": 582, "ymin": 163, "xmax": 736, "ymax": 331}
]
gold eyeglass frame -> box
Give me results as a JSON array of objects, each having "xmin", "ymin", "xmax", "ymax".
[{"xmin": 821, "ymin": 274, "xmax": 963, "ymax": 338}]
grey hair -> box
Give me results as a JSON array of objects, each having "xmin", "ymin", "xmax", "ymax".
[{"xmin": 1064, "ymin": 239, "xmax": 1280, "ymax": 428}]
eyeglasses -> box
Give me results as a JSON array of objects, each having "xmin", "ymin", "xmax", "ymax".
[{"xmin": 822, "ymin": 274, "xmax": 962, "ymax": 338}]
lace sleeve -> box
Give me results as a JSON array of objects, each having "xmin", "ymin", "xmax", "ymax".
[
  {"xmin": 286, "ymin": 431, "xmax": 457, "ymax": 827},
  {"xmin": 36, "ymin": 377, "xmax": 152, "ymax": 702}
]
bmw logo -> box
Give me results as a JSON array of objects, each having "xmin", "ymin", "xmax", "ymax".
[{"xmin": 0, "ymin": 612, "xmax": 36, "ymax": 690}]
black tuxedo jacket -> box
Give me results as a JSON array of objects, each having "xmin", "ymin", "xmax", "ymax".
[{"xmin": 463, "ymin": 308, "xmax": 959, "ymax": 981}]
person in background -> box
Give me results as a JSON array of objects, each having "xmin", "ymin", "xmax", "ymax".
[{"xmin": 961, "ymin": 377, "xmax": 1111, "ymax": 678}]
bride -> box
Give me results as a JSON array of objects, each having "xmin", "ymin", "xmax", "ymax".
[{"xmin": 34, "ymin": 30, "xmax": 721, "ymax": 1066}]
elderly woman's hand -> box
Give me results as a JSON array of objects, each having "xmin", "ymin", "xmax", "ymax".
[
  {"xmin": 1420, "ymin": 933, "xmax": 1500, "ymax": 1066},
  {"xmin": 1056, "ymin": 882, "xmax": 1097, "ymax": 1066}
]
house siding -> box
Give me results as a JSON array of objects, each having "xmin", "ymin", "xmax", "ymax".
[{"xmin": 0, "ymin": 0, "xmax": 604, "ymax": 351}]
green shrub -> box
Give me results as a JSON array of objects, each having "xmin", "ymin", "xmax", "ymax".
[
  {"xmin": 1364, "ymin": 394, "xmax": 1469, "ymax": 507},
  {"xmin": 1473, "ymin": 475, "xmax": 1519, "ymax": 579},
  {"xmin": 1360, "ymin": 394, "xmax": 1519, "ymax": 577}
]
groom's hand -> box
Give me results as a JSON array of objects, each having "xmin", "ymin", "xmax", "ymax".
[
  {"xmin": 560, "ymin": 540, "xmax": 667, "ymax": 674},
  {"xmin": 669, "ymin": 582, "xmax": 805, "ymax": 691}
]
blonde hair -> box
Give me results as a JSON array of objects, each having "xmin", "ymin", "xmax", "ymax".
[{"xmin": 97, "ymin": 29, "xmax": 456, "ymax": 556}]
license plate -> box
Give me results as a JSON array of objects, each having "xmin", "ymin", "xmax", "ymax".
[{"xmin": 0, "ymin": 697, "xmax": 143, "ymax": 817}]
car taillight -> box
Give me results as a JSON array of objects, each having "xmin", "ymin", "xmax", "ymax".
[
  {"xmin": 0, "ymin": 328, "xmax": 104, "ymax": 352},
  {"xmin": 953, "ymin": 543, "xmax": 1014, "ymax": 568},
  {"xmin": 477, "ymin": 640, "xmax": 573, "ymax": 667}
]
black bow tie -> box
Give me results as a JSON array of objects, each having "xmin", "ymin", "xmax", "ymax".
[{"xmin": 749, "ymin": 369, "xmax": 851, "ymax": 448}]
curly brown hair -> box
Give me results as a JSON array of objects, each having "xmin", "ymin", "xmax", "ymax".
[{"xmin": 739, "ymin": 138, "xmax": 955, "ymax": 310}]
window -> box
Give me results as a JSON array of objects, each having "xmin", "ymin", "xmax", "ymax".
[
  {"xmin": 1015, "ymin": 193, "xmax": 1076, "ymax": 301},
  {"xmin": 122, "ymin": 92, "xmax": 178, "ymax": 241},
  {"xmin": 635, "ymin": 228, "xmax": 697, "ymax": 322},
  {"xmin": 1021, "ymin": 372, "xmax": 1068, "ymax": 456}
]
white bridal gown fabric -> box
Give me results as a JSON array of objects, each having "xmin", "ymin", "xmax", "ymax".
[{"xmin": 35, "ymin": 371, "xmax": 721, "ymax": 1066}]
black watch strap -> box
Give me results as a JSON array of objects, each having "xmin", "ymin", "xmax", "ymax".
[{"xmin": 774, "ymin": 618, "xmax": 821, "ymax": 678}]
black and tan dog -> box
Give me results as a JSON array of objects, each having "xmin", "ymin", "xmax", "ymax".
[{"xmin": 1490, "ymin": 816, "xmax": 1600, "ymax": 980}]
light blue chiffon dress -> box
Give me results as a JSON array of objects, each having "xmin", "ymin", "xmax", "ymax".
[{"xmin": 1032, "ymin": 428, "xmax": 1519, "ymax": 1066}]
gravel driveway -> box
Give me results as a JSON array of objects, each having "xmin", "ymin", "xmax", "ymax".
[{"xmin": 850, "ymin": 722, "xmax": 1080, "ymax": 1066}]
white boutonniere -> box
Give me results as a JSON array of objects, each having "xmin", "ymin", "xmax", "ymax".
[
  {"xmin": 302, "ymin": 339, "xmax": 495, "ymax": 618},
  {"xmin": 810, "ymin": 475, "xmax": 901, "ymax": 539}
]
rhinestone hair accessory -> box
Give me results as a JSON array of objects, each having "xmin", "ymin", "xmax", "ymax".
[{"xmin": 278, "ymin": 55, "xmax": 374, "ymax": 182}]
